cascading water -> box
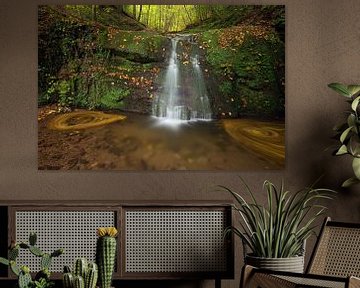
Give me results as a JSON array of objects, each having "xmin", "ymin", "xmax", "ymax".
[{"xmin": 152, "ymin": 35, "xmax": 212, "ymax": 122}]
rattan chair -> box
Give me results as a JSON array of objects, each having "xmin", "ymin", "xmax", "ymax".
[{"xmin": 241, "ymin": 217, "xmax": 360, "ymax": 288}]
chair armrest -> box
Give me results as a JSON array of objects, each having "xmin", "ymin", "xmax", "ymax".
[
  {"xmin": 240, "ymin": 265, "xmax": 350, "ymax": 288},
  {"xmin": 349, "ymin": 276, "xmax": 360, "ymax": 288}
]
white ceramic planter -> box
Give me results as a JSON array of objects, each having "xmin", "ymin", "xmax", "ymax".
[{"xmin": 245, "ymin": 254, "xmax": 305, "ymax": 273}]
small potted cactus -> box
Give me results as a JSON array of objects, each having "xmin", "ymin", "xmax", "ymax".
[
  {"xmin": 0, "ymin": 232, "xmax": 64, "ymax": 288},
  {"xmin": 63, "ymin": 258, "xmax": 98, "ymax": 288},
  {"xmin": 96, "ymin": 227, "xmax": 118, "ymax": 288}
]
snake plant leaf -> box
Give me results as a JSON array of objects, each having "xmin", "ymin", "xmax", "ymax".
[
  {"xmin": 351, "ymin": 96, "xmax": 360, "ymax": 111},
  {"xmin": 352, "ymin": 157, "xmax": 360, "ymax": 179},
  {"xmin": 342, "ymin": 177, "xmax": 360, "ymax": 188},
  {"xmin": 221, "ymin": 179, "xmax": 335, "ymax": 258},
  {"xmin": 336, "ymin": 145, "xmax": 348, "ymax": 155},
  {"xmin": 328, "ymin": 83, "xmax": 352, "ymax": 97}
]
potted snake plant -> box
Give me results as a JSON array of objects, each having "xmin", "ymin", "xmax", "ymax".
[
  {"xmin": 328, "ymin": 83, "xmax": 360, "ymax": 187},
  {"xmin": 221, "ymin": 179, "xmax": 334, "ymax": 273}
]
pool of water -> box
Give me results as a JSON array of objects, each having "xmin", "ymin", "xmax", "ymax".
[{"xmin": 38, "ymin": 111, "xmax": 284, "ymax": 170}]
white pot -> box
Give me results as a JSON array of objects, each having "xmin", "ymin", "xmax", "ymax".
[{"xmin": 245, "ymin": 254, "xmax": 305, "ymax": 273}]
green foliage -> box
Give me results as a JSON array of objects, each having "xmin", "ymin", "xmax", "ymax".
[
  {"xmin": 0, "ymin": 233, "xmax": 63, "ymax": 288},
  {"xmin": 200, "ymin": 27, "xmax": 284, "ymax": 118},
  {"xmin": 32, "ymin": 278, "xmax": 54, "ymax": 288},
  {"xmin": 123, "ymin": 5, "xmax": 199, "ymax": 32},
  {"xmin": 329, "ymin": 83, "xmax": 360, "ymax": 187},
  {"xmin": 219, "ymin": 81, "xmax": 233, "ymax": 96},
  {"xmin": 221, "ymin": 179, "xmax": 335, "ymax": 258},
  {"xmin": 100, "ymin": 88, "xmax": 130, "ymax": 110}
]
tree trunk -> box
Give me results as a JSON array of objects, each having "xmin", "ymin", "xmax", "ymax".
[
  {"xmin": 92, "ymin": 5, "xmax": 97, "ymax": 21},
  {"xmin": 137, "ymin": 5, "xmax": 143, "ymax": 22},
  {"xmin": 146, "ymin": 5, "xmax": 151, "ymax": 25},
  {"xmin": 132, "ymin": 5, "xmax": 136, "ymax": 19}
]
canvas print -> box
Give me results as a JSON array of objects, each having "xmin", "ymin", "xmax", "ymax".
[{"xmin": 38, "ymin": 5, "xmax": 285, "ymax": 170}]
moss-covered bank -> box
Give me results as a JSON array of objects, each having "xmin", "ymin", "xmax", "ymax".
[
  {"xmin": 198, "ymin": 25, "xmax": 285, "ymax": 118},
  {"xmin": 38, "ymin": 6, "xmax": 169, "ymax": 114}
]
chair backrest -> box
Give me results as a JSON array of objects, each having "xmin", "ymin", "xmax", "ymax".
[{"xmin": 307, "ymin": 217, "xmax": 360, "ymax": 277}]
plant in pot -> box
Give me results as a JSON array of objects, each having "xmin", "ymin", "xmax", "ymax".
[
  {"xmin": 0, "ymin": 232, "xmax": 63, "ymax": 288},
  {"xmin": 221, "ymin": 179, "xmax": 334, "ymax": 273},
  {"xmin": 328, "ymin": 83, "xmax": 360, "ymax": 187}
]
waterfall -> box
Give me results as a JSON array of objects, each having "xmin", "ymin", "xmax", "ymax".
[{"xmin": 152, "ymin": 35, "xmax": 212, "ymax": 122}]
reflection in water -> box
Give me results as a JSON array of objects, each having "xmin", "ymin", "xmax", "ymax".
[
  {"xmin": 39, "ymin": 111, "xmax": 284, "ymax": 170},
  {"xmin": 47, "ymin": 111, "xmax": 126, "ymax": 131},
  {"xmin": 222, "ymin": 119, "xmax": 285, "ymax": 166}
]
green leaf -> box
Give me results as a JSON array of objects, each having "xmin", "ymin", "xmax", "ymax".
[
  {"xmin": 352, "ymin": 157, "xmax": 360, "ymax": 179},
  {"xmin": 340, "ymin": 126, "xmax": 353, "ymax": 143},
  {"xmin": 328, "ymin": 83, "xmax": 352, "ymax": 97},
  {"xmin": 351, "ymin": 96, "xmax": 360, "ymax": 111},
  {"xmin": 347, "ymin": 114, "xmax": 356, "ymax": 128},
  {"xmin": 349, "ymin": 135, "xmax": 360, "ymax": 156},
  {"xmin": 336, "ymin": 145, "xmax": 348, "ymax": 155},
  {"xmin": 0, "ymin": 257, "xmax": 9, "ymax": 266},
  {"xmin": 342, "ymin": 177, "xmax": 360, "ymax": 188},
  {"xmin": 347, "ymin": 85, "xmax": 360, "ymax": 97}
]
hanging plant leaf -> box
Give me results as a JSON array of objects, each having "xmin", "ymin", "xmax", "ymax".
[
  {"xmin": 352, "ymin": 157, "xmax": 360, "ymax": 179},
  {"xmin": 347, "ymin": 85, "xmax": 360, "ymax": 97},
  {"xmin": 340, "ymin": 127, "xmax": 353, "ymax": 143},
  {"xmin": 342, "ymin": 177, "xmax": 360, "ymax": 188},
  {"xmin": 328, "ymin": 83, "xmax": 352, "ymax": 98},
  {"xmin": 336, "ymin": 145, "xmax": 348, "ymax": 155},
  {"xmin": 351, "ymin": 96, "xmax": 360, "ymax": 111}
]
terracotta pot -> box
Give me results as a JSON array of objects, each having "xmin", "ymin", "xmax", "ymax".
[{"xmin": 245, "ymin": 254, "xmax": 305, "ymax": 273}]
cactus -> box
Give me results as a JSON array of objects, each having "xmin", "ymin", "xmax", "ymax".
[
  {"xmin": 74, "ymin": 275, "xmax": 85, "ymax": 288},
  {"xmin": 29, "ymin": 232, "xmax": 37, "ymax": 246},
  {"xmin": 63, "ymin": 273, "xmax": 74, "ymax": 288},
  {"xmin": 96, "ymin": 227, "xmax": 118, "ymax": 288},
  {"xmin": 41, "ymin": 253, "xmax": 52, "ymax": 270},
  {"xmin": 85, "ymin": 263, "xmax": 98, "ymax": 288},
  {"xmin": 18, "ymin": 269, "xmax": 32, "ymax": 288},
  {"xmin": 9, "ymin": 246, "xmax": 19, "ymax": 260},
  {"xmin": 29, "ymin": 245, "xmax": 44, "ymax": 257},
  {"xmin": 74, "ymin": 258, "xmax": 88, "ymax": 279},
  {"xmin": 63, "ymin": 259, "xmax": 98, "ymax": 288},
  {"xmin": 10, "ymin": 260, "xmax": 20, "ymax": 276},
  {"xmin": 0, "ymin": 232, "xmax": 63, "ymax": 288}
]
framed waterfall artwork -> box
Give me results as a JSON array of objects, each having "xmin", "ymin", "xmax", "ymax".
[{"xmin": 38, "ymin": 5, "xmax": 285, "ymax": 170}]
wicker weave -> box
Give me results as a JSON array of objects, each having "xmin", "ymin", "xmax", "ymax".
[
  {"xmin": 308, "ymin": 225, "xmax": 360, "ymax": 277},
  {"xmin": 241, "ymin": 218, "xmax": 360, "ymax": 288}
]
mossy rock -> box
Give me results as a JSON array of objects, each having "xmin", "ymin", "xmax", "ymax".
[{"xmin": 105, "ymin": 30, "xmax": 169, "ymax": 63}]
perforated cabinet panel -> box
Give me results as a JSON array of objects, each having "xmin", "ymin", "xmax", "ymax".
[
  {"xmin": 125, "ymin": 210, "xmax": 228, "ymax": 273},
  {"xmin": 15, "ymin": 211, "xmax": 115, "ymax": 272}
]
